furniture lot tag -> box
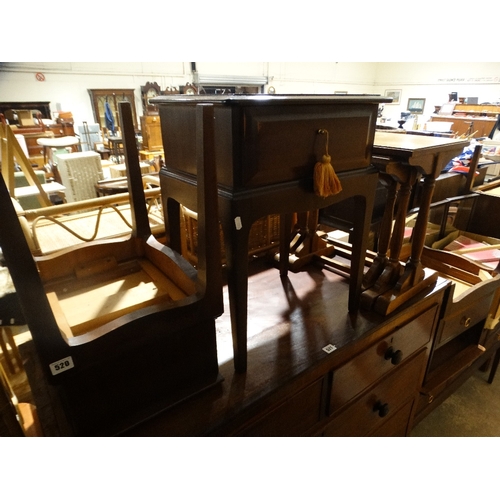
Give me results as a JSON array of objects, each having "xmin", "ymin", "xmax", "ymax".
[
  {"xmin": 323, "ymin": 344, "xmax": 337, "ymax": 354},
  {"xmin": 49, "ymin": 356, "xmax": 75, "ymax": 375}
]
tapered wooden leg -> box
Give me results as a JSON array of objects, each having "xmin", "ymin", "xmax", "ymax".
[
  {"xmin": 279, "ymin": 213, "xmax": 294, "ymax": 276},
  {"xmin": 223, "ymin": 220, "xmax": 252, "ymax": 373}
]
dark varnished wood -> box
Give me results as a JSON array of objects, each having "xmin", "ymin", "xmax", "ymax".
[
  {"xmin": 155, "ymin": 94, "xmax": 389, "ymax": 372},
  {"xmin": 362, "ymin": 171, "xmax": 400, "ymax": 290},
  {"xmin": 120, "ymin": 259, "xmax": 448, "ymax": 436},
  {"xmin": 329, "ymin": 304, "xmax": 439, "ymax": 414},
  {"xmin": 19, "ymin": 250, "xmax": 449, "ymax": 436},
  {"xmin": 324, "ymin": 350, "xmax": 427, "ymax": 437}
]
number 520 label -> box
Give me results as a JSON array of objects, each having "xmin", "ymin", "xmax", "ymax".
[{"xmin": 49, "ymin": 356, "xmax": 75, "ymax": 376}]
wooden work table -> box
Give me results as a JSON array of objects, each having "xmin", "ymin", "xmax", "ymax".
[{"xmin": 153, "ymin": 94, "xmax": 390, "ymax": 373}]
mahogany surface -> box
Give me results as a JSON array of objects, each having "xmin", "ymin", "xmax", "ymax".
[
  {"xmin": 122, "ymin": 258, "xmax": 449, "ymax": 436},
  {"xmin": 372, "ymin": 132, "xmax": 469, "ymax": 175}
]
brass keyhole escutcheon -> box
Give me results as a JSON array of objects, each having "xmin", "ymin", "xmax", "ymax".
[{"xmin": 460, "ymin": 316, "xmax": 472, "ymax": 328}]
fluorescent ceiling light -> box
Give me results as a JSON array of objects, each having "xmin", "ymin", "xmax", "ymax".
[{"xmin": 197, "ymin": 75, "xmax": 268, "ymax": 86}]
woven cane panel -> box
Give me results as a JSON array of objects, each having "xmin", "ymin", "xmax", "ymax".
[
  {"xmin": 181, "ymin": 206, "xmax": 280, "ymax": 265},
  {"xmin": 56, "ymin": 152, "xmax": 104, "ymax": 203}
]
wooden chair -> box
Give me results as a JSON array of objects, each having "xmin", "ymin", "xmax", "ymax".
[{"xmin": 0, "ymin": 102, "xmax": 223, "ymax": 436}]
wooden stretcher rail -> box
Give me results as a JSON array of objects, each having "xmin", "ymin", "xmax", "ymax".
[
  {"xmin": 15, "ymin": 187, "xmax": 163, "ymax": 255},
  {"xmin": 44, "ymin": 255, "xmax": 188, "ymax": 340},
  {"xmin": 16, "ymin": 187, "xmax": 161, "ymax": 220}
]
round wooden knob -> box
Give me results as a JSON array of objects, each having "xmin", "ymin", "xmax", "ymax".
[
  {"xmin": 384, "ymin": 346, "xmax": 403, "ymax": 365},
  {"xmin": 373, "ymin": 400, "xmax": 389, "ymax": 418}
]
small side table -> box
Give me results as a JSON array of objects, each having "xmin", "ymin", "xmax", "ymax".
[
  {"xmin": 37, "ymin": 136, "xmax": 80, "ymax": 164},
  {"xmin": 95, "ymin": 148, "xmax": 111, "ymax": 161},
  {"xmin": 107, "ymin": 136, "xmax": 124, "ymax": 163},
  {"xmin": 95, "ymin": 178, "xmax": 129, "ymax": 196},
  {"xmin": 140, "ymin": 149, "xmax": 163, "ymax": 161}
]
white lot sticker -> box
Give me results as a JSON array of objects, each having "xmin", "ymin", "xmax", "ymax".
[
  {"xmin": 322, "ymin": 344, "xmax": 337, "ymax": 354},
  {"xmin": 234, "ymin": 216, "xmax": 242, "ymax": 230},
  {"xmin": 49, "ymin": 356, "xmax": 75, "ymax": 375}
]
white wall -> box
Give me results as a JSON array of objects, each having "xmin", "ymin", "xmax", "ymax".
[
  {"xmin": 265, "ymin": 62, "xmax": 379, "ymax": 94},
  {"xmin": 0, "ymin": 62, "xmax": 190, "ymax": 126},
  {"xmin": 1, "ymin": 62, "xmax": 499, "ymax": 130},
  {"xmin": 373, "ymin": 62, "xmax": 500, "ymax": 125}
]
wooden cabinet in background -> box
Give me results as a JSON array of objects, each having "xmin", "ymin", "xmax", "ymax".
[
  {"xmin": 0, "ymin": 101, "xmax": 52, "ymax": 122},
  {"xmin": 88, "ymin": 89, "xmax": 138, "ymax": 132},
  {"xmin": 13, "ymin": 123, "xmax": 76, "ymax": 162},
  {"xmin": 140, "ymin": 115, "xmax": 163, "ymax": 151}
]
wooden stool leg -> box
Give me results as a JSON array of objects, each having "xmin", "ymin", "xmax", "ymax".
[
  {"xmin": 0, "ymin": 327, "xmax": 15, "ymax": 374},
  {"xmin": 0, "ymin": 327, "xmax": 23, "ymax": 375},
  {"xmin": 5, "ymin": 327, "xmax": 23, "ymax": 371}
]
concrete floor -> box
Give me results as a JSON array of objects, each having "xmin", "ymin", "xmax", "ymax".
[{"xmin": 411, "ymin": 369, "xmax": 500, "ymax": 437}]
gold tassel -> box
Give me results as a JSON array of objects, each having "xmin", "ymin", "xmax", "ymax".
[{"xmin": 314, "ymin": 130, "xmax": 342, "ymax": 198}]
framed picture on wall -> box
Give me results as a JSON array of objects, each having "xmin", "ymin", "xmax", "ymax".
[
  {"xmin": 385, "ymin": 89, "xmax": 401, "ymax": 104},
  {"xmin": 407, "ymin": 98, "xmax": 426, "ymax": 114}
]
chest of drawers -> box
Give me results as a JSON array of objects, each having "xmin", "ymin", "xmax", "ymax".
[
  {"xmin": 226, "ymin": 282, "xmax": 444, "ymax": 437},
  {"xmin": 321, "ymin": 304, "xmax": 439, "ymax": 436},
  {"xmin": 325, "ymin": 350, "xmax": 427, "ymax": 436}
]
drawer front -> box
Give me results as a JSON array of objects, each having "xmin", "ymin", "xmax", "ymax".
[
  {"xmin": 324, "ymin": 350, "xmax": 426, "ymax": 437},
  {"xmin": 369, "ymin": 399, "xmax": 414, "ymax": 437},
  {"xmin": 238, "ymin": 378, "xmax": 324, "ymax": 437},
  {"xmin": 240, "ymin": 103, "xmax": 377, "ymax": 188},
  {"xmin": 438, "ymin": 298, "xmax": 492, "ymax": 346},
  {"xmin": 329, "ymin": 305, "xmax": 438, "ymax": 414}
]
